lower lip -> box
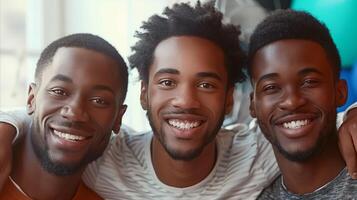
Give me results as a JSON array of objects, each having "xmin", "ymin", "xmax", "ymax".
[
  {"xmin": 168, "ymin": 124, "xmax": 202, "ymax": 139},
  {"xmin": 48, "ymin": 130, "xmax": 91, "ymax": 151}
]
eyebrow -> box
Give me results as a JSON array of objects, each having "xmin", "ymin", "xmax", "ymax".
[
  {"xmin": 196, "ymin": 72, "xmax": 222, "ymax": 81},
  {"xmin": 50, "ymin": 74, "xmax": 73, "ymax": 83},
  {"xmin": 154, "ymin": 68, "xmax": 222, "ymax": 81},
  {"xmin": 154, "ymin": 68, "xmax": 180, "ymax": 76},
  {"xmin": 92, "ymin": 85, "xmax": 115, "ymax": 94},
  {"xmin": 298, "ymin": 68, "xmax": 323, "ymax": 76},
  {"xmin": 256, "ymin": 73, "xmax": 279, "ymax": 86},
  {"xmin": 255, "ymin": 67, "xmax": 324, "ymax": 86},
  {"xmin": 50, "ymin": 74, "xmax": 114, "ymax": 94}
]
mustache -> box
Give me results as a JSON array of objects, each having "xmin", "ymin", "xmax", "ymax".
[
  {"xmin": 53, "ymin": 120, "xmax": 88, "ymax": 130},
  {"xmin": 271, "ymin": 109, "xmax": 320, "ymax": 123},
  {"xmin": 161, "ymin": 108, "xmax": 202, "ymax": 115}
]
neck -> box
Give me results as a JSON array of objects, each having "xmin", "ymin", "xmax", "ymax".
[
  {"xmin": 11, "ymin": 131, "xmax": 84, "ymax": 200},
  {"xmin": 151, "ymin": 136, "xmax": 217, "ymax": 187},
  {"xmin": 276, "ymin": 136, "xmax": 345, "ymax": 195}
]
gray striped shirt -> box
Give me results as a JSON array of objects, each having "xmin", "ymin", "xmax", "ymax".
[
  {"xmin": 82, "ymin": 122, "xmax": 279, "ymax": 200},
  {"xmin": 257, "ymin": 168, "xmax": 357, "ymax": 200}
]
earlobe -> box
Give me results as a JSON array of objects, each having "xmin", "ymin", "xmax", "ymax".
[
  {"xmin": 336, "ymin": 79, "xmax": 348, "ymax": 107},
  {"xmin": 27, "ymin": 83, "xmax": 37, "ymax": 115},
  {"xmin": 140, "ymin": 81, "xmax": 148, "ymax": 110},
  {"xmin": 113, "ymin": 105, "xmax": 127, "ymax": 134},
  {"xmin": 249, "ymin": 92, "xmax": 257, "ymax": 118}
]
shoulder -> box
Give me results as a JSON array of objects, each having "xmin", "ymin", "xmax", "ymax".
[
  {"xmin": 326, "ymin": 168, "xmax": 357, "ymax": 198},
  {"xmin": 73, "ymin": 182, "xmax": 103, "ymax": 200},
  {"xmin": 217, "ymin": 119, "xmax": 272, "ymax": 156},
  {"xmin": 92, "ymin": 130, "xmax": 152, "ymax": 175},
  {"xmin": 109, "ymin": 129, "xmax": 152, "ymax": 153},
  {"xmin": 0, "ymin": 178, "xmax": 31, "ymax": 200},
  {"xmin": 257, "ymin": 175, "xmax": 282, "ymax": 200}
]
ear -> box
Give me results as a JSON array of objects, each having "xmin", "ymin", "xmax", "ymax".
[
  {"xmin": 336, "ymin": 79, "xmax": 348, "ymax": 107},
  {"xmin": 112, "ymin": 105, "xmax": 127, "ymax": 134},
  {"xmin": 140, "ymin": 81, "xmax": 148, "ymax": 110},
  {"xmin": 27, "ymin": 83, "xmax": 37, "ymax": 115},
  {"xmin": 249, "ymin": 92, "xmax": 257, "ymax": 118},
  {"xmin": 224, "ymin": 86, "xmax": 234, "ymax": 115}
]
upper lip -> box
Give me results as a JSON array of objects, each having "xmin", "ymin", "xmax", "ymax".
[
  {"xmin": 273, "ymin": 113, "xmax": 319, "ymax": 125},
  {"xmin": 163, "ymin": 113, "xmax": 207, "ymax": 122}
]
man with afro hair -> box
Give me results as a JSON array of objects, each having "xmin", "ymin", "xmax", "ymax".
[{"xmin": 248, "ymin": 9, "xmax": 357, "ymax": 199}]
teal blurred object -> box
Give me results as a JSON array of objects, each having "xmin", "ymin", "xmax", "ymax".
[{"xmin": 292, "ymin": 0, "xmax": 357, "ymax": 68}]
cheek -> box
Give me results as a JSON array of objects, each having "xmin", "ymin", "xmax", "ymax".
[
  {"xmin": 255, "ymin": 97, "xmax": 276, "ymax": 117},
  {"xmin": 148, "ymin": 89, "xmax": 170, "ymax": 110},
  {"xmin": 91, "ymin": 111, "xmax": 117, "ymax": 130},
  {"xmin": 199, "ymin": 91, "xmax": 227, "ymax": 106},
  {"xmin": 305, "ymin": 87, "xmax": 336, "ymax": 109},
  {"xmin": 35, "ymin": 97, "xmax": 61, "ymax": 123}
]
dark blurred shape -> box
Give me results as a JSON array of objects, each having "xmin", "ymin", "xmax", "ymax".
[{"xmin": 256, "ymin": 0, "xmax": 292, "ymax": 11}]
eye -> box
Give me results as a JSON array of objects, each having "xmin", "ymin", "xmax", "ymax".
[
  {"xmin": 48, "ymin": 88, "xmax": 68, "ymax": 96},
  {"xmin": 198, "ymin": 82, "xmax": 214, "ymax": 89},
  {"xmin": 262, "ymin": 84, "xmax": 280, "ymax": 94},
  {"xmin": 91, "ymin": 97, "xmax": 109, "ymax": 107},
  {"xmin": 302, "ymin": 79, "xmax": 319, "ymax": 88},
  {"xmin": 158, "ymin": 79, "xmax": 176, "ymax": 88}
]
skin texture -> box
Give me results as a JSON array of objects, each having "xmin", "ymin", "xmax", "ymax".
[
  {"xmin": 141, "ymin": 36, "xmax": 233, "ymax": 187},
  {"xmin": 339, "ymin": 108, "xmax": 357, "ymax": 179},
  {"xmin": 11, "ymin": 47, "xmax": 126, "ymax": 199},
  {"xmin": 0, "ymin": 124, "xmax": 15, "ymax": 191},
  {"xmin": 250, "ymin": 39, "xmax": 347, "ymax": 194}
]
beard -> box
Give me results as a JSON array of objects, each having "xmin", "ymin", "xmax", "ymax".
[
  {"xmin": 260, "ymin": 109, "xmax": 338, "ymax": 162},
  {"xmin": 30, "ymin": 121, "xmax": 92, "ymax": 176},
  {"xmin": 146, "ymin": 108, "xmax": 225, "ymax": 161}
]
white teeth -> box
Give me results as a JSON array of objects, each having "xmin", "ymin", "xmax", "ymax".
[
  {"xmin": 53, "ymin": 130, "xmax": 85, "ymax": 141},
  {"xmin": 283, "ymin": 120, "xmax": 309, "ymax": 129},
  {"xmin": 168, "ymin": 119, "xmax": 201, "ymax": 130}
]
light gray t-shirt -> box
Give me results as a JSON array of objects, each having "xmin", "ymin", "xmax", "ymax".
[
  {"xmin": 257, "ymin": 167, "xmax": 357, "ymax": 200},
  {"xmin": 82, "ymin": 123, "xmax": 279, "ymax": 200}
]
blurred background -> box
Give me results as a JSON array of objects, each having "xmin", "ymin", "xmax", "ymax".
[{"xmin": 1, "ymin": 0, "xmax": 356, "ymax": 132}]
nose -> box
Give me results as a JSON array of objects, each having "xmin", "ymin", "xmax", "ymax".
[
  {"xmin": 171, "ymin": 85, "xmax": 200, "ymax": 109},
  {"xmin": 60, "ymin": 96, "xmax": 89, "ymax": 122},
  {"xmin": 278, "ymin": 87, "xmax": 307, "ymax": 111}
]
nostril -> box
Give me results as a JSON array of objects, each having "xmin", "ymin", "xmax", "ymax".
[{"xmin": 60, "ymin": 105, "xmax": 88, "ymax": 121}]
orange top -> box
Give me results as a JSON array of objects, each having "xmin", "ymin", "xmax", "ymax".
[{"xmin": 0, "ymin": 177, "xmax": 102, "ymax": 200}]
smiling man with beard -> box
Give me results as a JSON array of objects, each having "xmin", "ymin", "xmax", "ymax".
[
  {"xmin": 1, "ymin": 2, "xmax": 357, "ymax": 200},
  {"xmin": 0, "ymin": 33, "xmax": 127, "ymax": 200},
  {"xmin": 248, "ymin": 10, "xmax": 357, "ymax": 199}
]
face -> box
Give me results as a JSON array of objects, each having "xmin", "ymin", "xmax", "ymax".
[
  {"xmin": 28, "ymin": 47, "xmax": 126, "ymax": 175},
  {"xmin": 141, "ymin": 36, "xmax": 233, "ymax": 161},
  {"xmin": 250, "ymin": 39, "xmax": 347, "ymax": 162}
]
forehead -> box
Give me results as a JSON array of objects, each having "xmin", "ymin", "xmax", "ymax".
[
  {"xmin": 51, "ymin": 47, "xmax": 117, "ymax": 70},
  {"xmin": 41, "ymin": 47, "xmax": 122, "ymax": 91},
  {"xmin": 150, "ymin": 36, "xmax": 227, "ymax": 79},
  {"xmin": 251, "ymin": 39, "xmax": 334, "ymax": 81}
]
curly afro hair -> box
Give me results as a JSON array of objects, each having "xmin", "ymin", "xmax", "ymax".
[
  {"xmin": 128, "ymin": 1, "xmax": 246, "ymax": 86},
  {"xmin": 248, "ymin": 9, "xmax": 341, "ymax": 79}
]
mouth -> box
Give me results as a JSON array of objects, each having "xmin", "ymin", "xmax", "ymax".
[
  {"xmin": 167, "ymin": 119, "xmax": 203, "ymax": 130},
  {"xmin": 281, "ymin": 119, "xmax": 311, "ymax": 129},
  {"xmin": 53, "ymin": 129, "xmax": 87, "ymax": 141},
  {"xmin": 273, "ymin": 113, "xmax": 319, "ymax": 138},
  {"xmin": 46, "ymin": 125, "xmax": 93, "ymax": 152}
]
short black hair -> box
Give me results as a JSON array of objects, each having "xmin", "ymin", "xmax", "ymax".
[
  {"xmin": 36, "ymin": 33, "xmax": 128, "ymax": 102},
  {"xmin": 129, "ymin": 1, "xmax": 245, "ymax": 86},
  {"xmin": 248, "ymin": 9, "xmax": 341, "ymax": 79}
]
